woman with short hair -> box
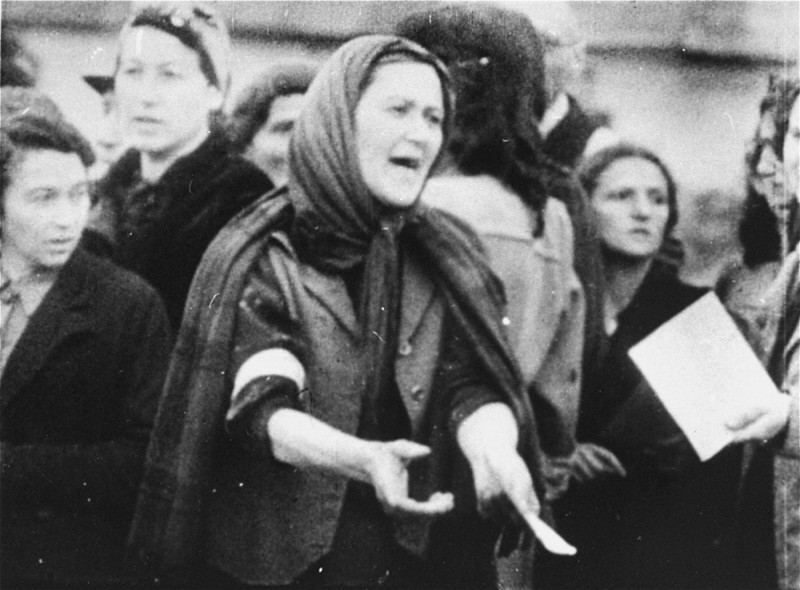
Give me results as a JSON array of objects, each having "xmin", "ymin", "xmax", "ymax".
[{"xmin": 226, "ymin": 59, "xmax": 318, "ymax": 186}]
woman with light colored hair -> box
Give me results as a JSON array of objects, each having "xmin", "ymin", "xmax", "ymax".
[{"xmin": 97, "ymin": 2, "xmax": 272, "ymax": 329}]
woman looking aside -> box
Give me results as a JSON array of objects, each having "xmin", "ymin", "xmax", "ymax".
[{"xmin": 541, "ymin": 144, "xmax": 744, "ymax": 589}]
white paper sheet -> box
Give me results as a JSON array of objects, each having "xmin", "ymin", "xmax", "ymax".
[{"xmin": 628, "ymin": 292, "xmax": 782, "ymax": 461}]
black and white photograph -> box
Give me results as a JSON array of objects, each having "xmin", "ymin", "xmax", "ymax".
[{"xmin": 0, "ymin": 1, "xmax": 798, "ymax": 588}]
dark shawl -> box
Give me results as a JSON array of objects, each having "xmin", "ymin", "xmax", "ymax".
[{"xmin": 128, "ymin": 35, "xmax": 543, "ymax": 577}]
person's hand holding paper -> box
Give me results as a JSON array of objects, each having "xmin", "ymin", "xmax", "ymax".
[
  {"xmin": 628, "ymin": 292, "xmax": 787, "ymax": 461},
  {"xmin": 725, "ymin": 391, "xmax": 791, "ymax": 444}
]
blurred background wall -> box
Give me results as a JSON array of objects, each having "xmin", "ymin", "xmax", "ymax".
[{"xmin": 2, "ymin": 1, "xmax": 799, "ymax": 283}]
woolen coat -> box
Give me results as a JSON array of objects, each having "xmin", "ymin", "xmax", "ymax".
[
  {"xmin": 98, "ymin": 132, "xmax": 273, "ymax": 329},
  {"xmin": 736, "ymin": 246, "xmax": 800, "ymax": 590},
  {"xmin": 423, "ymin": 175, "xmax": 584, "ymax": 458},
  {"xmin": 204, "ymin": 230, "xmax": 460, "ymax": 584},
  {"xmin": 0, "ymin": 248, "xmax": 172, "ymax": 586}
]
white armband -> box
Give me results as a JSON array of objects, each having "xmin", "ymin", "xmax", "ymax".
[{"xmin": 232, "ymin": 348, "xmax": 306, "ymax": 402}]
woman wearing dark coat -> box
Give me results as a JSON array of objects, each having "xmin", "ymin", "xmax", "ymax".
[
  {"xmin": 539, "ymin": 144, "xmax": 744, "ymax": 589},
  {"xmin": 0, "ymin": 109, "xmax": 172, "ymax": 586},
  {"xmin": 98, "ymin": 3, "xmax": 272, "ymax": 329}
]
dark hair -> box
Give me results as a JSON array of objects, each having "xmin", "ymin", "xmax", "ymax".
[
  {"xmin": 773, "ymin": 77, "xmax": 800, "ymax": 162},
  {"xmin": 129, "ymin": 3, "xmax": 226, "ymax": 88},
  {"xmin": 396, "ymin": 4, "xmax": 550, "ymax": 218},
  {"xmin": 1, "ymin": 24, "xmax": 38, "ymax": 88},
  {"xmin": 1, "ymin": 114, "xmax": 95, "ymax": 202},
  {"xmin": 1, "ymin": 86, "xmax": 65, "ymax": 122},
  {"xmin": 226, "ymin": 60, "xmax": 318, "ymax": 153},
  {"xmin": 738, "ymin": 185, "xmax": 782, "ymax": 267},
  {"xmin": 578, "ymin": 143, "xmax": 679, "ymax": 234}
]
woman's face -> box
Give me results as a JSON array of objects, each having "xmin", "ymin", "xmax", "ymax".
[
  {"xmin": 245, "ymin": 92, "xmax": 306, "ymax": 186},
  {"xmin": 354, "ymin": 61, "xmax": 445, "ymax": 209},
  {"xmin": 2, "ymin": 149, "xmax": 91, "ymax": 274},
  {"xmin": 115, "ymin": 26, "xmax": 223, "ymax": 158},
  {"xmin": 591, "ymin": 157, "xmax": 671, "ymax": 260},
  {"xmin": 784, "ymin": 96, "xmax": 800, "ymax": 200},
  {"xmin": 751, "ymin": 108, "xmax": 785, "ymax": 213}
]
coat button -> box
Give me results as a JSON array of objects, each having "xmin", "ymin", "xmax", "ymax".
[
  {"xmin": 399, "ymin": 342, "xmax": 413, "ymax": 356},
  {"xmin": 411, "ymin": 385, "xmax": 423, "ymax": 401},
  {"xmin": 569, "ymin": 369, "xmax": 578, "ymax": 383}
]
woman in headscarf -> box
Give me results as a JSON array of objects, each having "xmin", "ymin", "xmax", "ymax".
[{"xmin": 129, "ymin": 35, "xmax": 566, "ymax": 588}]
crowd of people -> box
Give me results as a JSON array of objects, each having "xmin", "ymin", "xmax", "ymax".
[{"xmin": 0, "ymin": 2, "xmax": 798, "ymax": 589}]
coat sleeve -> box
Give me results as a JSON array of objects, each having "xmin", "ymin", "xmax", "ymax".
[
  {"xmin": 0, "ymin": 287, "xmax": 172, "ymax": 513},
  {"xmin": 777, "ymin": 324, "xmax": 799, "ymax": 460},
  {"xmin": 224, "ymin": 253, "xmax": 309, "ymax": 458}
]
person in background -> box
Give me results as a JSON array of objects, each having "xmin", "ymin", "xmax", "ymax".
[
  {"xmin": 82, "ymin": 74, "xmax": 125, "ymax": 256},
  {"xmin": 226, "ymin": 59, "xmax": 318, "ymax": 187},
  {"xmin": 0, "ymin": 107, "xmax": 171, "ymax": 587},
  {"xmin": 718, "ymin": 77, "xmax": 800, "ymax": 318},
  {"xmin": 83, "ymin": 74, "xmax": 125, "ymax": 177},
  {"xmin": 128, "ymin": 35, "xmax": 561, "ymax": 588},
  {"xmin": 1, "ymin": 85, "xmax": 63, "ymax": 121},
  {"xmin": 396, "ymin": 5, "xmax": 583, "ymax": 586},
  {"xmin": 496, "ymin": 1, "xmax": 615, "ymax": 168},
  {"xmin": 753, "ymin": 75, "xmax": 800, "ymax": 257},
  {"xmin": 540, "ymin": 144, "xmax": 744, "ymax": 589},
  {"xmin": 98, "ymin": 2, "xmax": 272, "ymax": 329},
  {"xmin": 728, "ymin": 83, "xmax": 799, "ymax": 590}
]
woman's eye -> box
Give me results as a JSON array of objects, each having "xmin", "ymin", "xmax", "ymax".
[
  {"xmin": 120, "ymin": 66, "xmax": 141, "ymax": 77},
  {"xmin": 651, "ymin": 194, "xmax": 668, "ymax": 206},
  {"xmin": 389, "ymin": 104, "xmax": 410, "ymax": 116},
  {"xmin": 425, "ymin": 111, "xmax": 443, "ymax": 126},
  {"xmin": 69, "ymin": 184, "xmax": 90, "ymax": 202},
  {"xmin": 29, "ymin": 189, "xmax": 57, "ymax": 203}
]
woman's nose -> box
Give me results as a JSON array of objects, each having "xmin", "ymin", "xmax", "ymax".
[
  {"xmin": 631, "ymin": 193, "xmax": 653, "ymax": 218},
  {"xmin": 131, "ymin": 72, "xmax": 160, "ymax": 104},
  {"xmin": 405, "ymin": 114, "xmax": 438, "ymax": 145}
]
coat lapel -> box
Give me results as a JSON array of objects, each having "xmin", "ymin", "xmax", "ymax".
[
  {"xmin": 299, "ymin": 264, "xmax": 360, "ymax": 337},
  {"xmin": 0, "ymin": 250, "xmax": 98, "ymax": 411},
  {"xmin": 398, "ymin": 255, "xmax": 436, "ymax": 346}
]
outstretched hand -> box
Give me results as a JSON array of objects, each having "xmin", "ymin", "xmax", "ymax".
[
  {"xmin": 457, "ymin": 404, "xmax": 577, "ymax": 556},
  {"xmin": 366, "ymin": 440, "xmax": 454, "ymax": 516},
  {"xmin": 570, "ymin": 443, "xmax": 626, "ymax": 484}
]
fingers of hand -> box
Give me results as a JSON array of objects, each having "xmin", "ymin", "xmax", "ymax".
[
  {"xmin": 726, "ymin": 395, "xmax": 790, "ymax": 443},
  {"xmin": 386, "ymin": 440, "xmax": 432, "ymax": 462},
  {"xmin": 572, "ymin": 444, "xmax": 625, "ymax": 481},
  {"xmin": 523, "ymin": 513, "xmax": 577, "ymax": 556},
  {"xmin": 591, "ymin": 445, "xmax": 627, "ymax": 477},
  {"xmin": 384, "ymin": 491, "xmax": 454, "ymax": 516},
  {"xmin": 724, "ymin": 405, "xmax": 765, "ymax": 431}
]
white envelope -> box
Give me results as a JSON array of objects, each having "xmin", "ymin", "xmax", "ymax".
[{"xmin": 629, "ymin": 292, "xmax": 782, "ymax": 461}]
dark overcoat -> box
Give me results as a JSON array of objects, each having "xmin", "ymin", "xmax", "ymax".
[
  {"xmin": 0, "ymin": 248, "xmax": 172, "ymax": 586},
  {"xmin": 98, "ymin": 133, "xmax": 273, "ymax": 329}
]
